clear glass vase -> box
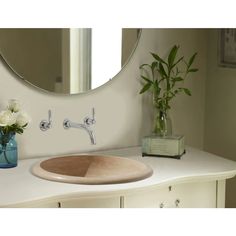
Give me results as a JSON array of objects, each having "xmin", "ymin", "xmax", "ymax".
[
  {"xmin": 0, "ymin": 132, "xmax": 18, "ymax": 168},
  {"xmin": 153, "ymin": 109, "xmax": 172, "ymax": 137}
]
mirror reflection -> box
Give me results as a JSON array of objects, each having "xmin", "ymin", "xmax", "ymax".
[{"xmin": 0, "ymin": 28, "xmax": 140, "ymax": 94}]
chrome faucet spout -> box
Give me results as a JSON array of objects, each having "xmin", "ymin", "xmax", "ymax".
[
  {"xmin": 87, "ymin": 129, "xmax": 96, "ymax": 145},
  {"xmin": 63, "ymin": 119, "xmax": 96, "ymax": 145}
]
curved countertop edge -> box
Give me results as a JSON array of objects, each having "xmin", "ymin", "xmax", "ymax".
[
  {"xmin": 2, "ymin": 171, "xmax": 236, "ymax": 208},
  {"xmin": 1, "ymin": 146, "xmax": 236, "ymax": 207}
]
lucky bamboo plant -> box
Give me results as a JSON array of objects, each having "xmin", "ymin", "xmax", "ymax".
[{"xmin": 139, "ymin": 45, "xmax": 198, "ymax": 135}]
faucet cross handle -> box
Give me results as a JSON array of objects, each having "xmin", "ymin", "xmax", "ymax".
[{"xmin": 84, "ymin": 107, "xmax": 96, "ymax": 126}]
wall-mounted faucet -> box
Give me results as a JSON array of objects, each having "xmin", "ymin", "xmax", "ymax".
[
  {"xmin": 63, "ymin": 108, "xmax": 96, "ymax": 145},
  {"xmin": 40, "ymin": 109, "xmax": 52, "ymax": 131}
]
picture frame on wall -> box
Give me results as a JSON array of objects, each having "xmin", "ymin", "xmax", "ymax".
[{"xmin": 219, "ymin": 29, "xmax": 236, "ymax": 68}]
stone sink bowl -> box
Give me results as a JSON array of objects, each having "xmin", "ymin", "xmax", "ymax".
[{"xmin": 31, "ymin": 155, "xmax": 153, "ymax": 185}]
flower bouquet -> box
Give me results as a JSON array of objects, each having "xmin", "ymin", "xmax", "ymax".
[{"xmin": 0, "ymin": 99, "xmax": 30, "ymax": 168}]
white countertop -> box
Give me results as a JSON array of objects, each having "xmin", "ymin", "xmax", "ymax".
[{"xmin": 1, "ymin": 146, "xmax": 236, "ymax": 207}]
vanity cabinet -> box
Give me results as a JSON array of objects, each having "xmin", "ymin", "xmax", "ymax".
[
  {"xmin": 123, "ymin": 188, "xmax": 169, "ymax": 208},
  {"xmin": 4, "ymin": 180, "xmax": 225, "ymax": 208},
  {"xmin": 14, "ymin": 200, "xmax": 59, "ymax": 208},
  {"xmin": 59, "ymin": 195, "xmax": 121, "ymax": 208},
  {"xmin": 123, "ymin": 181, "xmax": 218, "ymax": 208},
  {"xmin": 55, "ymin": 180, "xmax": 222, "ymax": 208}
]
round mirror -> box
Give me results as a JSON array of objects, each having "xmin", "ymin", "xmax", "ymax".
[{"xmin": 0, "ymin": 28, "xmax": 141, "ymax": 95}]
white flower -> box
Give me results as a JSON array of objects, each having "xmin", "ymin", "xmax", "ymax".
[
  {"xmin": 7, "ymin": 99, "xmax": 21, "ymax": 113},
  {"xmin": 0, "ymin": 110, "xmax": 16, "ymax": 127},
  {"xmin": 16, "ymin": 112, "xmax": 31, "ymax": 127}
]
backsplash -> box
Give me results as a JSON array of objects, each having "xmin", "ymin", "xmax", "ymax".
[{"xmin": 0, "ymin": 29, "xmax": 207, "ymax": 159}]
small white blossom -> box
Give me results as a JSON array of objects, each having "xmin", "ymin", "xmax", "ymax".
[
  {"xmin": 7, "ymin": 99, "xmax": 21, "ymax": 113},
  {"xmin": 16, "ymin": 112, "xmax": 31, "ymax": 127},
  {"xmin": 0, "ymin": 110, "xmax": 16, "ymax": 127}
]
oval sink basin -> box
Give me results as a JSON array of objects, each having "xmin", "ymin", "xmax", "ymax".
[{"xmin": 32, "ymin": 155, "xmax": 153, "ymax": 185}]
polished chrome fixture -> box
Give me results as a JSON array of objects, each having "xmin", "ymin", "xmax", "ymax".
[
  {"xmin": 63, "ymin": 108, "xmax": 96, "ymax": 145},
  {"xmin": 40, "ymin": 109, "xmax": 52, "ymax": 131}
]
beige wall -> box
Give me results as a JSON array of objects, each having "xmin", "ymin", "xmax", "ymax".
[
  {"xmin": 204, "ymin": 29, "xmax": 236, "ymax": 207},
  {"xmin": 0, "ymin": 29, "xmax": 62, "ymax": 92},
  {"xmin": 122, "ymin": 29, "xmax": 139, "ymax": 66},
  {"xmin": 0, "ymin": 29, "xmax": 206, "ymax": 164}
]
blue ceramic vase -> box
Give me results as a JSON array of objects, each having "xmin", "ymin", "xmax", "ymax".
[{"xmin": 0, "ymin": 131, "xmax": 18, "ymax": 168}]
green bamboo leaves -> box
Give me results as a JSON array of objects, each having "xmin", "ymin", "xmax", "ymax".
[{"xmin": 139, "ymin": 45, "xmax": 198, "ymax": 112}]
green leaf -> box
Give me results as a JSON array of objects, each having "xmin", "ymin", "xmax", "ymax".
[
  {"xmin": 153, "ymin": 80, "xmax": 161, "ymax": 95},
  {"xmin": 139, "ymin": 63, "xmax": 151, "ymax": 69},
  {"xmin": 141, "ymin": 75, "xmax": 153, "ymax": 84},
  {"xmin": 171, "ymin": 77, "xmax": 183, "ymax": 82},
  {"xmin": 151, "ymin": 61, "xmax": 158, "ymax": 70},
  {"xmin": 183, "ymin": 88, "xmax": 191, "ymax": 96},
  {"xmin": 159, "ymin": 63, "xmax": 167, "ymax": 77},
  {"xmin": 139, "ymin": 83, "xmax": 152, "ymax": 94},
  {"xmin": 171, "ymin": 56, "xmax": 184, "ymax": 69},
  {"xmin": 15, "ymin": 127, "xmax": 24, "ymax": 134},
  {"xmin": 166, "ymin": 104, "xmax": 171, "ymax": 110},
  {"xmin": 168, "ymin": 45, "xmax": 179, "ymax": 67},
  {"xmin": 151, "ymin": 52, "xmax": 167, "ymax": 65},
  {"xmin": 22, "ymin": 123, "xmax": 28, "ymax": 128},
  {"xmin": 188, "ymin": 52, "xmax": 197, "ymax": 68},
  {"xmin": 175, "ymin": 67, "xmax": 180, "ymax": 76},
  {"xmin": 188, "ymin": 68, "xmax": 198, "ymax": 73}
]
